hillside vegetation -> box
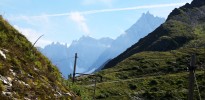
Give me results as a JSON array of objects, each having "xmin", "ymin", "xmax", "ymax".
[
  {"xmin": 103, "ymin": 0, "xmax": 205, "ymax": 69},
  {"xmin": 78, "ymin": 48, "xmax": 205, "ymax": 99},
  {"xmin": 76, "ymin": 0, "xmax": 205, "ymax": 99},
  {"xmin": 0, "ymin": 16, "xmax": 79, "ymax": 99}
]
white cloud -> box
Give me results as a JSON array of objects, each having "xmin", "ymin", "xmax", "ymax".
[
  {"xmin": 14, "ymin": 25, "xmax": 40, "ymax": 42},
  {"xmin": 36, "ymin": 39, "xmax": 52, "ymax": 48},
  {"xmin": 81, "ymin": 3, "xmax": 186, "ymax": 15},
  {"xmin": 29, "ymin": 3, "xmax": 187, "ymax": 18},
  {"xmin": 11, "ymin": 3, "xmax": 187, "ymax": 37},
  {"xmin": 14, "ymin": 25, "xmax": 52, "ymax": 48},
  {"xmin": 69, "ymin": 12, "xmax": 90, "ymax": 35}
]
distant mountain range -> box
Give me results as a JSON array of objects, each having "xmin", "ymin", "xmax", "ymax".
[
  {"xmin": 39, "ymin": 12, "xmax": 165, "ymax": 77},
  {"xmin": 39, "ymin": 37, "xmax": 113, "ymax": 77},
  {"xmin": 90, "ymin": 12, "xmax": 165, "ymax": 72},
  {"xmin": 78, "ymin": 0, "xmax": 205, "ymax": 99},
  {"xmin": 67, "ymin": 36, "xmax": 113, "ymax": 74},
  {"xmin": 103, "ymin": 0, "xmax": 205, "ymax": 69}
]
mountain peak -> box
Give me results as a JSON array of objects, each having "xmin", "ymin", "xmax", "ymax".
[
  {"xmin": 143, "ymin": 11, "xmax": 151, "ymax": 15},
  {"xmin": 141, "ymin": 11, "xmax": 154, "ymax": 18},
  {"xmin": 92, "ymin": 12, "xmax": 165, "ymax": 72},
  {"xmin": 125, "ymin": 12, "xmax": 165, "ymax": 35},
  {"xmin": 139, "ymin": 11, "xmax": 164, "ymax": 22},
  {"xmin": 103, "ymin": 0, "xmax": 205, "ymax": 70},
  {"xmin": 79, "ymin": 35, "xmax": 95, "ymax": 41}
]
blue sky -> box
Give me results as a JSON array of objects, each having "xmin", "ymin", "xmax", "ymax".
[{"xmin": 0, "ymin": 0, "xmax": 192, "ymax": 47}]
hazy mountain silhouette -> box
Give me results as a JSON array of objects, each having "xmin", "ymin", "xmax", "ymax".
[{"xmin": 90, "ymin": 12, "xmax": 165, "ymax": 72}]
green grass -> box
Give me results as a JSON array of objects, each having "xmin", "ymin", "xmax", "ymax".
[
  {"xmin": 76, "ymin": 48, "xmax": 205, "ymax": 99},
  {"xmin": 83, "ymin": 71, "xmax": 205, "ymax": 100},
  {"xmin": 77, "ymin": 3, "xmax": 205, "ymax": 99},
  {"xmin": 0, "ymin": 15, "xmax": 77, "ymax": 99},
  {"xmin": 97, "ymin": 48, "xmax": 204, "ymax": 80}
]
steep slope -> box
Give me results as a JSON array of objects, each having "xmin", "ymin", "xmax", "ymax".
[
  {"xmin": 79, "ymin": 48, "xmax": 205, "ymax": 99},
  {"xmin": 76, "ymin": 0, "xmax": 205, "ymax": 99},
  {"xmin": 103, "ymin": 0, "xmax": 205, "ymax": 69},
  {"xmin": 39, "ymin": 42, "xmax": 72, "ymax": 78},
  {"xmin": 0, "ymin": 16, "xmax": 78, "ymax": 99},
  {"xmin": 91, "ymin": 12, "xmax": 165, "ymax": 71}
]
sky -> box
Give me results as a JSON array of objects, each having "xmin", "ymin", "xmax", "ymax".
[{"xmin": 0, "ymin": 0, "xmax": 192, "ymax": 48}]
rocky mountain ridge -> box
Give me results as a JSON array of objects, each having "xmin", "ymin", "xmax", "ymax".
[
  {"xmin": 103, "ymin": 0, "xmax": 205, "ymax": 69},
  {"xmin": 90, "ymin": 12, "xmax": 165, "ymax": 72}
]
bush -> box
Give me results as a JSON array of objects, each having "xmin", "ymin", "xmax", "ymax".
[
  {"xmin": 149, "ymin": 80, "xmax": 158, "ymax": 85},
  {"xmin": 142, "ymin": 91, "xmax": 155, "ymax": 99},
  {"xmin": 128, "ymin": 84, "xmax": 137, "ymax": 90},
  {"xmin": 34, "ymin": 61, "xmax": 42, "ymax": 69},
  {"xmin": 176, "ymin": 79, "xmax": 184, "ymax": 85},
  {"xmin": 166, "ymin": 66, "xmax": 177, "ymax": 73},
  {"xmin": 150, "ymin": 87, "xmax": 158, "ymax": 92},
  {"xmin": 163, "ymin": 91, "xmax": 174, "ymax": 99}
]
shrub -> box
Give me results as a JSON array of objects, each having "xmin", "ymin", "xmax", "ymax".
[
  {"xmin": 149, "ymin": 80, "xmax": 158, "ymax": 85},
  {"xmin": 142, "ymin": 91, "xmax": 155, "ymax": 99},
  {"xmin": 128, "ymin": 84, "xmax": 137, "ymax": 90},
  {"xmin": 34, "ymin": 61, "xmax": 42, "ymax": 69},
  {"xmin": 163, "ymin": 91, "xmax": 174, "ymax": 99},
  {"xmin": 150, "ymin": 87, "xmax": 158, "ymax": 92},
  {"xmin": 176, "ymin": 79, "xmax": 184, "ymax": 85}
]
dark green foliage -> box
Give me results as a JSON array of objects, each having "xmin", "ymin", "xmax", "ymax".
[
  {"xmin": 163, "ymin": 91, "xmax": 174, "ymax": 99},
  {"xmin": 78, "ymin": 48, "xmax": 205, "ymax": 99},
  {"xmin": 176, "ymin": 79, "xmax": 184, "ymax": 85},
  {"xmin": 128, "ymin": 84, "xmax": 137, "ymax": 90},
  {"xmin": 150, "ymin": 87, "xmax": 158, "ymax": 92},
  {"xmin": 149, "ymin": 80, "xmax": 158, "ymax": 85}
]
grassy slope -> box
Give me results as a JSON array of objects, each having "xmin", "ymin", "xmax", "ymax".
[
  {"xmin": 103, "ymin": 0, "xmax": 205, "ymax": 69},
  {"xmin": 79, "ymin": 48, "xmax": 205, "ymax": 100},
  {"xmin": 76, "ymin": 7, "xmax": 205, "ymax": 99},
  {"xmin": 0, "ymin": 16, "xmax": 78, "ymax": 99}
]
